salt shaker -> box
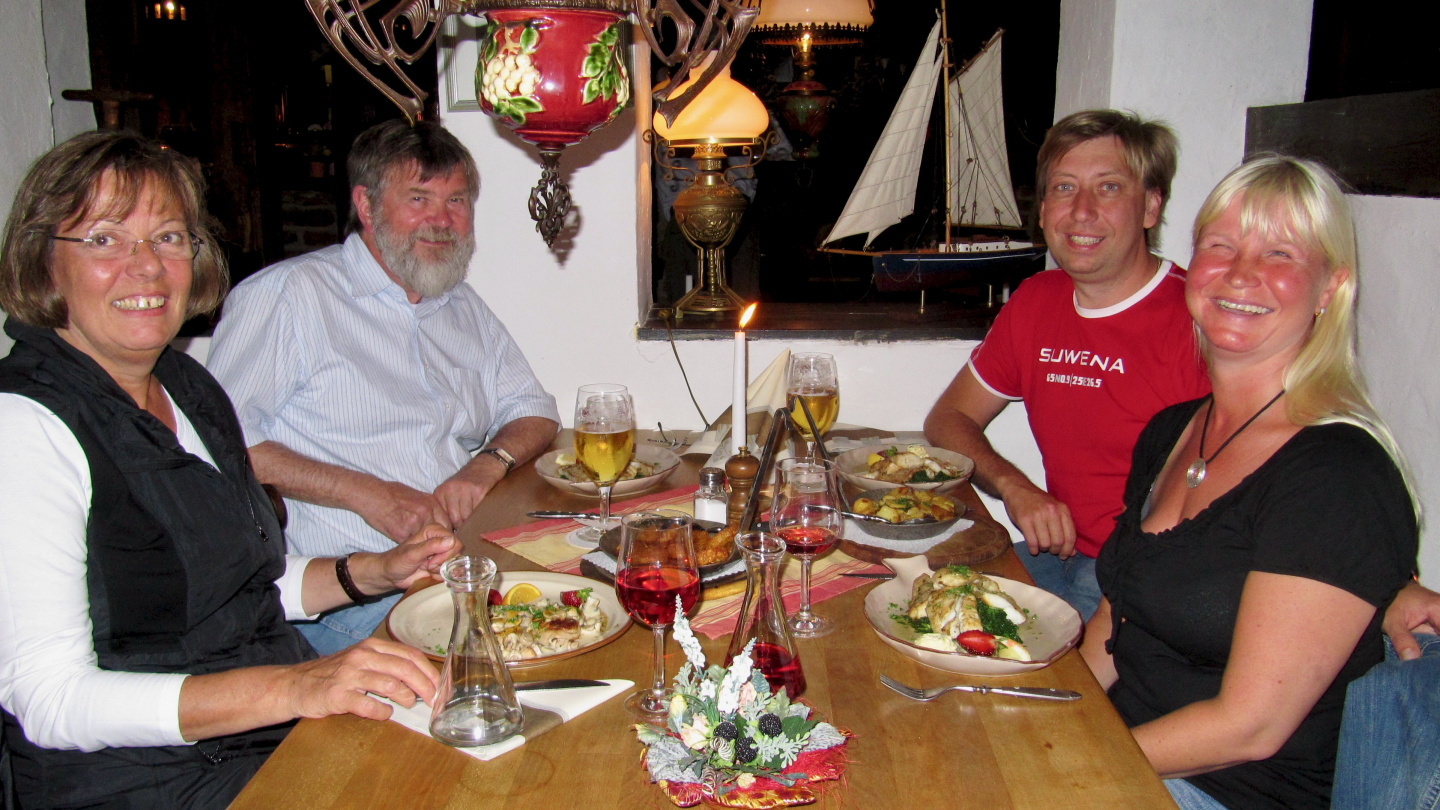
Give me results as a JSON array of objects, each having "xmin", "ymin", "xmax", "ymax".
[{"xmin": 693, "ymin": 467, "xmax": 729, "ymax": 524}]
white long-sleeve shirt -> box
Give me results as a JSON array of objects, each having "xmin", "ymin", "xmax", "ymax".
[{"xmin": 0, "ymin": 392, "xmax": 314, "ymax": 752}]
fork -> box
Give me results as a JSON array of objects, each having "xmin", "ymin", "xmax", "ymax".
[{"xmin": 880, "ymin": 674, "xmax": 1081, "ymax": 702}]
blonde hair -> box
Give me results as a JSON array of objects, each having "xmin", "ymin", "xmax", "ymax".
[
  {"xmin": 1036, "ymin": 110, "xmax": 1179, "ymax": 250},
  {"xmin": 1193, "ymin": 155, "xmax": 1418, "ymax": 515}
]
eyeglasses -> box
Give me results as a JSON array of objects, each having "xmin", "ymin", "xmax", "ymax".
[{"xmin": 50, "ymin": 229, "xmax": 203, "ymax": 261}]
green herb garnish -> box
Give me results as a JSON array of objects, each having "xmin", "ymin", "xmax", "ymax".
[{"xmin": 976, "ymin": 601, "xmax": 1021, "ymax": 642}]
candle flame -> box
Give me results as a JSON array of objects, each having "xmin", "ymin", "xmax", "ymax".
[{"xmin": 738, "ymin": 303, "xmax": 757, "ymax": 329}]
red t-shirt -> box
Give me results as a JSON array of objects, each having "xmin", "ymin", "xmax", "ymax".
[{"xmin": 968, "ymin": 262, "xmax": 1211, "ymax": 557}]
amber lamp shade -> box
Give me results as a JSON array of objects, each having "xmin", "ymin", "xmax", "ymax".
[{"xmin": 653, "ymin": 60, "xmax": 768, "ymax": 143}]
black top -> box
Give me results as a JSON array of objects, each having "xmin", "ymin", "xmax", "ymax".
[
  {"xmin": 0, "ymin": 322, "xmax": 312, "ymax": 809},
  {"xmin": 1096, "ymin": 397, "xmax": 1417, "ymax": 810}
]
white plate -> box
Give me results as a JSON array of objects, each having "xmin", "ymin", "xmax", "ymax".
[
  {"xmin": 835, "ymin": 444, "xmax": 974, "ymax": 493},
  {"xmin": 535, "ymin": 445, "xmax": 681, "ymax": 498},
  {"xmin": 386, "ymin": 571, "xmax": 631, "ymax": 668},
  {"xmin": 863, "ymin": 556, "xmax": 1082, "ymax": 676}
]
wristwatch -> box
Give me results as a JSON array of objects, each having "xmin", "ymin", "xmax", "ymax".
[{"xmin": 478, "ymin": 446, "xmax": 516, "ymax": 474}]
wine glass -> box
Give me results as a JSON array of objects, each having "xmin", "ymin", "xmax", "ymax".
[
  {"xmin": 616, "ymin": 510, "xmax": 700, "ymax": 721},
  {"xmin": 771, "ymin": 457, "xmax": 842, "ymax": 638},
  {"xmin": 786, "ymin": 353, "xmax": 839, "ymax": 459},
  {"xmin": 572, "ymin": 384, "xmax": 636, "ymax": 547}
]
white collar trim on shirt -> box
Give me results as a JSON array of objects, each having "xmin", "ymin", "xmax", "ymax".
[{"xmin": 1073, "ymin": 259, "xmax": 1175, "ymax": 319}]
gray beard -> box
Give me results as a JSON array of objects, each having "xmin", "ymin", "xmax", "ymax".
[{"xmin": 373, "ymin": 219, "xmax": 475, "ymax": 299}]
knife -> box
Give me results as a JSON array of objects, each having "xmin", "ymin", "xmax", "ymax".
[
  {"xmin": 513, "ymin": 678, "xmax": 609, "ymax": 691},
  {"xmin": 954, "ymin": 685, "xmax": 1081, "ymax": 701},
  {"xmin": 840, "ymin": 572, "xmax": 896, "ymax": 579},
  {"xmin": 526, "ymin": 511, "xmax": 726, "ymax": 532}
]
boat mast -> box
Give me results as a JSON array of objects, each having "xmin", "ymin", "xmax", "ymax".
[{"xmin": 938, "ymin": 0, "xmax": 953, "ymax": 253}]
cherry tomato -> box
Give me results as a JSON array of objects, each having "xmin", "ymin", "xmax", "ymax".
[{"xmin": 956, "ymin": 630, "xmax": 997, "ymax": 656}]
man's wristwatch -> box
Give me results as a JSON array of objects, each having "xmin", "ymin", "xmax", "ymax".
[{"xmin": 478, "ymin": 446, "xmax": 516, "ymax": 474}]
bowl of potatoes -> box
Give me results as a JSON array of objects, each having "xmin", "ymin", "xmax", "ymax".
[{"xmin": 845, "ymin": 487, "xmax": 965, "ymax": 540}]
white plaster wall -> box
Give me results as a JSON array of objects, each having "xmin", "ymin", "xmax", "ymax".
[
  {"xmin": 1353, "ymin": 195, "xmax": 1440, "ymax": 586},
  {"xmin": 0, "ymin": 0, "xmax": 61, "ymax": 355},
  {"xmin": 1053, "ymin": 0, "xmax": 1116, "ymax": 114},
  {"xmin": 41, "ymin": 0, "xmax": 95, "ymax": 143},
  {"xmin": 1056, "ymin": 0, "xmax": 1313, "ymax": 262}
]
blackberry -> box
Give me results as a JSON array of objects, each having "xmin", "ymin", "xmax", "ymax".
[
  {"xmin": 757, "ymin": 713, "xmax": 783, "ymax": 737},
  {"xmin": 735, "ymin": 738, "xmax": 758, "ymax": 764},
  {"xmin": 714, "ymin": 721, "xmax": 738, "ymax": 741}
]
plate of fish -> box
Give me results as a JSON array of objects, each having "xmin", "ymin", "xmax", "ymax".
[
  {"xmin": 535, "ymin": 445, "xmax": 681, "ymax": 498},
  {"xmin": 386, "ymin": 571, "xmax": 631, "ymax": 668},
  {"xmin": 862, "ymin": 556, "xmax": 1082, "ymax": 676},
  {"xmin": 835, "ymin": 444, "xmax": 973, "ymax": 493}
]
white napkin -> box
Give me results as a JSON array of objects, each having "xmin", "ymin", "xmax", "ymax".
[
  {"xmin": 380, "ymin": 679, "xmax": 633, "ymax": 761},
  {"xmin": 689, "ymin": 348, "xmax": 793, "ymax": 458},
  {"xmin": 842, "ymin": 516, "xmax": 975, "ymax": 554}
]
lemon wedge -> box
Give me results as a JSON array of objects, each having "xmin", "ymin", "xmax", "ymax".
[{"xmin": 503, "ymin": 583, "xmax": 543, "ymax": 605}]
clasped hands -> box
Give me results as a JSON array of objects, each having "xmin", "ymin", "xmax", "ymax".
[{"xmin": 362, "ymin": 461, "xmax": 501, "ymax": 542}]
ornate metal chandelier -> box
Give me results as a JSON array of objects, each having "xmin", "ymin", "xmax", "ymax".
[{"xmin": 304, "ymin": 0, "xmax": 760, "ymax": 247}]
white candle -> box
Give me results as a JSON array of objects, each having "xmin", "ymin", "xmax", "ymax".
[
  {"xmin": 732, "ymin": 304, "xmax": 757, "ymax": 456},
  {"xmin": 732, "ymin": 327, "xmax": 746, "ymax": 456}
]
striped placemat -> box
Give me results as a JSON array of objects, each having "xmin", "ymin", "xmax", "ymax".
[{"xmin": 482, "ymin": 486, "xmax": 885, "ymax": 639}]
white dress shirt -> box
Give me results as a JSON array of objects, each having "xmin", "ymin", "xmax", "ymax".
[
  {"xmin": 207, "ymin": 234, "xmax": 560, "ymax": 557},
  {"xmin": 0, "ymin": 392, "xmax": 313, "ymax": 752}
]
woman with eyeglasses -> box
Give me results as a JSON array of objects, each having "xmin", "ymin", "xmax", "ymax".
[{"xmin": 0, "ymin": 131, "xmax": 460, "ymax": 809}]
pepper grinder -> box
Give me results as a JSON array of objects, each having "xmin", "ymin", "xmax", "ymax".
[{"xmin": 725, "ymin": 450, "xmax": 759, "ymax": 527}]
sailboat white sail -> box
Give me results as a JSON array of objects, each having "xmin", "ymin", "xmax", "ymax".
[
  {"xmin": 947, "ymin": 33, "xmax": 1022, "ymax": 229},
  {"xmin": 822, "ymin": 20, "xmax": 944, "ymax": 247}
]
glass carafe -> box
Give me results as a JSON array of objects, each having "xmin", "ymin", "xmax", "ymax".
[
  {"xmin": 430, "ymin": 555, "xmax": 524, "ymax": 747},
  {"xmin": 725, "ymin": 531, "xmax": 806, "ymax": 699}
]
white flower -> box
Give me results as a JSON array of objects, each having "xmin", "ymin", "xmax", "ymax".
[
  {"xmin": 717, "ymin": 639, "xmax": 755, "ymax": 714},
  {"xmin": 672, "ymin": 597, "xmax": 706, "ymax": 671},
  {"xmin": 698, "ymin": 680, "xmax": 717, "ymax": 700}
]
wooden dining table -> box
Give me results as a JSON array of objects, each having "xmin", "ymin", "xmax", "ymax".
[{"xmin": 231, "ymin": 433, "xmax": 1176, "ymax": 809}]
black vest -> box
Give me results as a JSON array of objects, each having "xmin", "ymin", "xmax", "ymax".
[{"xmin": 0, "ymin": 322, "xmax": 313, "ymax": 809}]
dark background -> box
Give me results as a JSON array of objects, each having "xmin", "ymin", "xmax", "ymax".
[{"xmin": 76, "ymin": 0, "xmax": 1440, "ymax": 329}]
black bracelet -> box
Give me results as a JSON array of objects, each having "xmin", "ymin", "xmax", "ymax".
[{"xmin": 335, "ymin": 554, "xmax": 381, "ymax": 605}]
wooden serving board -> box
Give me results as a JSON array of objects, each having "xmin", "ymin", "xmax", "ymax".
[{"xmin": 838, "ymin": 510, "xmax": 1012, "ymax": 567}]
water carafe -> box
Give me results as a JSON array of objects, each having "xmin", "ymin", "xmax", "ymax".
[
  {"xmin": 725, "ymin": 531, "xmax": 806, "ymax": 698},
  {"xmin": 430, "ymin": 555, "xmax": 524, "ymax": 746}
]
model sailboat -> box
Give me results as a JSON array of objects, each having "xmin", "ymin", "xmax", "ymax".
[{"xmin": 822, "ymin": 15, "xmax": 1047, "ymax": 293}]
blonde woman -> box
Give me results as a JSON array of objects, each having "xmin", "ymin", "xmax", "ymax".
[{"xmin": 1080, "ymin": 156, "xmax": 1418, "ymax": 810}]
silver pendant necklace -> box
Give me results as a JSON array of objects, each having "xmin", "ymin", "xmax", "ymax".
[{"xmin": 1185, "ymin": 390, "xmax": 1286, "ymax": 488}]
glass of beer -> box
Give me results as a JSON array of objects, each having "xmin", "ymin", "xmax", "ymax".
[
  {"xmin": 786, "ymin": 352, "xmax": 839, "ymax": 459},
  {"xmin": 573, "ymin": 384, "xmax": 636, "ymax": 545}
]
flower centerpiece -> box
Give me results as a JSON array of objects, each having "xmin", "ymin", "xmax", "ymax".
[{"xmin": 634, "ymin": 598, "xmax": 849, "ymax": 808}]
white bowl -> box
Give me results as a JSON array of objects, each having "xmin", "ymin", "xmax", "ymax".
[
  {"xmin": 862, "ymin": 556, "xmax": 1082, "ymax": 676},
  {"xmin": 835, "ymin": 444, "xmax": 974, "ymax": 493},
  {"xmin": 535, "ymin": 444, "xmax": 681, "ymax": 498},
  {"xmin": 386, "ymin": 571, "xmax": 631, "ymax": 667}
]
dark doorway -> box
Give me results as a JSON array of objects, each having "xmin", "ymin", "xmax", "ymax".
[{"xmin": 81, "ymin": 0, "xmax": 437, "ymax": 334}]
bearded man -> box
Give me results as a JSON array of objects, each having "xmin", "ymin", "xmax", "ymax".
[{"xmin": 209, "ymin": 120, "xmax": 560, "ymax": 653}]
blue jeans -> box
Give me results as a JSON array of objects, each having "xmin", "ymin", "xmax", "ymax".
[
  {"xmin": 294, "ymin": 593, "xmax": 403, "ymax": 656},
  {"xmin": 1013, "ymin": 542, "xmax": 1102, "ymax": 622},
  {"xmin": 1333, "ymin": 633, "xmax": 1440, "ymax": 810},
  {"xmin": 1166, "ymin": 778, "xmax": 1226, "ymax": 810}
]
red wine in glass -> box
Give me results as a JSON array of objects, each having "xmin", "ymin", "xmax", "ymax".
[
  {"xmin": 749, "ymin": 642, "xmax": 807, "ymax": 699},
  {"xmin": 775, "ymin": 525, "xmax": 838, "ymax": 556},
  {"xmin": 616, "ymin": 566, "xmax": 700, "ymax": 626}
]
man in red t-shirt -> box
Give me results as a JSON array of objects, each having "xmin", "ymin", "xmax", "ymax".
[{"xmin": 925, "ymin": 110, "xmax": 1209, "ymax": 620}]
